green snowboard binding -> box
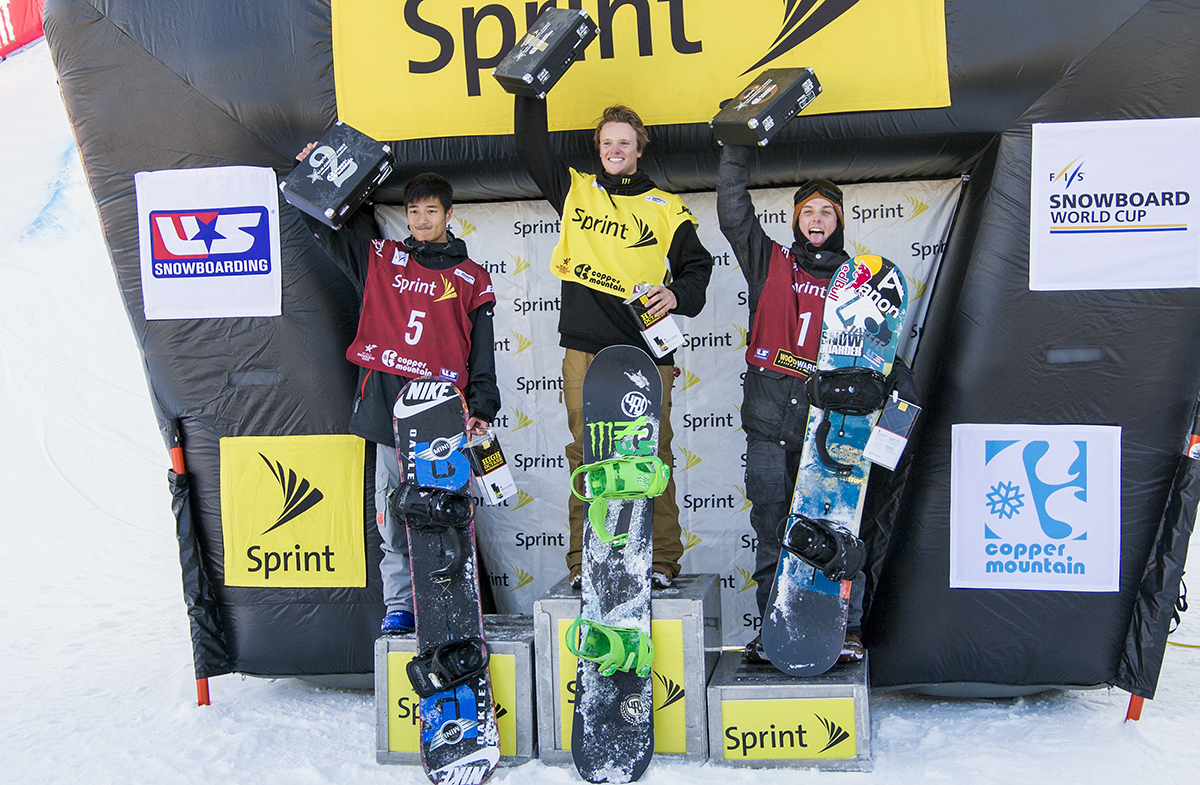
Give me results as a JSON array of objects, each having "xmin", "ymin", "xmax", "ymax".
[
  {"xmin": 565, "ymin": 616, "xmax": 655, "ymax": 677},
  {"xmin": 570, "ymin": 456, "xmax": 670, "ymax": 546}
]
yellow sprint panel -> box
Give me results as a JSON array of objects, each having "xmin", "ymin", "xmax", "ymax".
[
  {"xmin": 220, "ymin": 434, "xmax": 366, "ymax": 587},
  {"xmin": 558, "ymin": 618, "xmax": 686, "ymax": 753},
  {"xmin": 721, "ymin": 697, "xmax": 858, "ymax": 760},
  {"xmin": 333, "ymin": 0, "xmax": 949, "ymax": 140},
  {"xmin": 387, "ymin": 651, "xmax": 517, "ymax": 755}
]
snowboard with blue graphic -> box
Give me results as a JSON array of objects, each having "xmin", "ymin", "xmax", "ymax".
[
  {"xmin": 761, "ymin": 256, "xmax": 908, "ymax": 677},
  {"xmin": 393, "ymin": 378, "xmax": 499, "ymax": 784}
]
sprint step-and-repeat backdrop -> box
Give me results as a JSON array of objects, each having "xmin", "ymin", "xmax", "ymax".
[{"xmin": 377, "ymin": 179, "xmax": 962, "ymax": 644}]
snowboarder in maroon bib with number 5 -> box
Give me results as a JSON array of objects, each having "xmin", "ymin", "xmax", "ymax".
[{"xmin": 294, "ymin": 143, "xmax": 500, "ymax": 637}]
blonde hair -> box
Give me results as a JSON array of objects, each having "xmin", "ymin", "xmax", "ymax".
[{"xmin": 593, "ymin": 105, "xmax": 650, "ymax": 153}]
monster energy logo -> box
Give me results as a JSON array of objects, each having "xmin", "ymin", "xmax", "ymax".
[{"xmin": 587, "ymin": 418, "xmax": 656, "ymax": 458}]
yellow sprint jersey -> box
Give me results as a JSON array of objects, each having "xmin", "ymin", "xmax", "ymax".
[{"xmin": 550, "ymin": 168, "xmax": 699, "ymax": 299}]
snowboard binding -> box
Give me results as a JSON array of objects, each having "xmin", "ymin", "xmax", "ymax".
[
  {"xmin": 781, "ymin": 513, "xmax": 867, "ymax": 581},
  {"xmin": 406, "ymin": 637, "xmax": 490, "ymax": 699},
  {"xmin": 565, "ymin": 616, "xmax": 655, "ymax": 677},
  {"xmin": 389, "ymin": 481, "xmax": 474, "ymax": 578},
  {"xmin": 806, "ymin": 367, "xmax": 892, "ymax": 476},
  {"xmin": 570, "ymin": 456, "xmax": 671, "ymax": 546}
]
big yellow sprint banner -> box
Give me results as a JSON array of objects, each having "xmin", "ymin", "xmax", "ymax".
[
  {"xmin": 333, "ymin": 0, "xmax": 949, "ymax": 140},
  {"xmin": 220, "ymin": 434, "xmax": 367, "ymax": 588}
]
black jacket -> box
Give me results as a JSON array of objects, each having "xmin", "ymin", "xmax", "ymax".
[
  {"xmin": 717, "ymin": 145, "xmax": 849, "ymax": 449},
  {"xmin": 514, "ymin": 96, "xmax": 713, "ymax": 364},
  {"xmin": 299, "ymin": 210, "xmax": 500, "ymax": 446}
]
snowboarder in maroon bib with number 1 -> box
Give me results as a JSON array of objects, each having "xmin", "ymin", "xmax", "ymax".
[{"xmin": 716, "ymin": 144, "xmax": 866, "ymax": 666}]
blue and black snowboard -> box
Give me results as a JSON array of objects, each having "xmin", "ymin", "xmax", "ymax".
[
  {"xmin": 392, "ymin": 378, "xmax": 499, "ymax": 784},
  {"xmin": 761, "ymin": 256, "xmax": 908, "ymax": 677},
  {"xmin": 568, "ymin": 345, "xmax": 669, "ymax": 783}
]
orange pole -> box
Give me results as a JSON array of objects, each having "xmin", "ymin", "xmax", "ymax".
[
  {"xmin": 196, "ymin": 678, "xmax": 211, "ymax": 706},
  {"xmin": 1124, "ymin": 694, "xmax": 1144, "ymax": 722}
]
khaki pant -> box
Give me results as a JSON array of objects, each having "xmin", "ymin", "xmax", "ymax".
[{"xmin": 563, "ymin": 349, "xmax": 683, "ymax": 579}]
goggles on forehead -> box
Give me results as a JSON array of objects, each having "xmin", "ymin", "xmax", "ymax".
[{"xmin": 793, "ymin": 179, "xmax": 843, "ymax": 207}]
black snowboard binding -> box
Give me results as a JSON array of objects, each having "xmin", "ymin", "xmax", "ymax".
[
  {"xmin": 806, "ymin": 366, "xmax": 892, "ymax": 476},
  {"xmin": 389, "ymin": 481, "xmax": 474, "ymax": 578},
  {"xmin": 781, "ymin": 513, "xmax": 867, "ymax": 581},
  {"xmin": 406, "ymin": 637, "xmax": 490, "ymax": 698}
]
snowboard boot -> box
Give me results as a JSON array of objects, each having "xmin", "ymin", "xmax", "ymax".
[
  {"xmin": 380, "ymin": 609, "xmax": 415, "ymax": 635},
  {"xmin": 838, "ymin": 629, "xmax": 865, "ymax": 664},
  {"xmin": 743, "ymin": 633, "xmax": 770, "ymax": 665},
  {"xmin": 781, "ymin": 514, "xmax": 867, "ymax": 581},
  {"xmin": 651, "ymin": 572, "xmax": 672, "ymax": 589}
]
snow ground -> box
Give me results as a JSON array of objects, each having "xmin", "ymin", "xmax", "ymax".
[{"xmin": 3, "ymin": 39, "xmax": 1199, "ymax": 785}]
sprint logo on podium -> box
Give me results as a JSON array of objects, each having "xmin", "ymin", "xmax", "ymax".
[{"xmin": 949, "ymin": 424, "xmax": 1121, "ymax": 592}]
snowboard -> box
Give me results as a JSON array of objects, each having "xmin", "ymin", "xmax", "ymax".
[
  {"xmin": 392, "ymin": 377, "xmax": 499, "ymax": 785},
  {"xmin": 568, "ymin": 345, "xmax": 668, "ymax": 784},
  {"xmin": 761, "ymin": 255, "xmax": 908, "ymax": 677}
]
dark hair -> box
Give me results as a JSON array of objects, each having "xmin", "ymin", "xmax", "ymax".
[
  {"xmin": 593, "ymin": 105, "xmax": 650, "ymax": 153},
  {"xmin": 403, "ymin": 172, "xmax": 453, "ymax": 211}
]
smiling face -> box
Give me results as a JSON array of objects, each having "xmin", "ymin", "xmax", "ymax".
[
  {"xmin": 407, "ymin": 197, "xmax": 452, "ymax": 244},
  {"xmin": 797, "ymin": 196, "xmax": 839, "ymax": 247},
  {"xmin": 597, "ymin": 121, "xmax": 643, "ymax": 177}
]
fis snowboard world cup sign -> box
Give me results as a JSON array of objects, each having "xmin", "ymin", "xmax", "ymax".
[
  {"xmin": 1029, "ymin": 117, "xmax": 1200, "ymax": 291},
  {"xmin": 331, "ymin": 0, "xmax": 949, "ymax": 140},
  {"xmin": 220, "ymin": 434, "xmax": 367, "ymax": 588},
  {"xmin": 948, "ymin": 424, "xmax": 1121, "ymax": 592}
]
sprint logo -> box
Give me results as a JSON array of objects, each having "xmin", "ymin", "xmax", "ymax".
[
  {"xmin": 509, "ymin": 253, "xmax": 530, "ymax": 275},
  {"xmin": 434, "ymin": 274, "xmax": 458, "ymax": 302},
  {"xmin": 453, "ymin": 215, "xmax": 477, "ymax": 237},
  {"xmin": 510, "ymin": 330, "xmax": 532, "ymax": 354},
  {"xmin": 904, "ymin": 194, "xmax": 930, "ymax": 221},
  {"xmin": 653, "ymin": 672, "xmax": 685, "ymax": 711},
  {"xmin": 744, "ymin": 0, "xmax": 861, "ymax": 74},
  {"xmin": 627, "ymin": 215, "xmax": 657, "ymax": 249},
  {"xmin": 259, "ymin": 453, "xmax": 324, "ymax": 534}
]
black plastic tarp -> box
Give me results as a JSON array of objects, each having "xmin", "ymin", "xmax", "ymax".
[
  {"xmin": 863, "ymin": 0, "xmax": 1200, "ymax": 693},
  {"xmin": 43, "ymin": 0, "xmax": 1198, "ymax": 690}
]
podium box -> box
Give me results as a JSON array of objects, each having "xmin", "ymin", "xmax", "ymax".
[
  {"xmin": 375, "ymin": 614, "xmax": 536, "ymax": 766},
  {"xmin": 706, "ymin": 650, "xmax": 872, "ymax": 771},
  {"xmin": 533, "ymin": 573, "xmax": 721, "ymax": 766}
]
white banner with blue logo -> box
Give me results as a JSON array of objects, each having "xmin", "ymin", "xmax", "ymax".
[
  {"xmin": 1030, "ymin": 117, "xmax": 1200, "ymax": 291},
  {"xmin": 135, "ymin": 166, "xmax": 281, "ymax": 319},
  {"xmin": 950, "ymin": 423, "xmax": 1121, "ymax": 592}
]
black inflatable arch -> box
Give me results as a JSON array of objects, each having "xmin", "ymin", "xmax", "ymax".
[{"xmin": 44, "ymin": 0, "xmax": 1199, "ymax": 696}]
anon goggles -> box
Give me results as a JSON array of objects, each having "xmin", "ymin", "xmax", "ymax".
[{"xmin": 793, "ymin": 179, "xmax": 844, "ymax": 207}]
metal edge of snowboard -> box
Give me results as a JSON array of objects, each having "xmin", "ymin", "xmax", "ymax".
[{"xmin": 393, "ymin": 377, "xmax": 500, "ymax": 784}]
